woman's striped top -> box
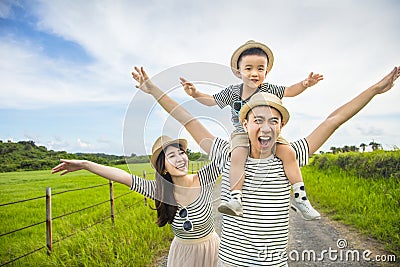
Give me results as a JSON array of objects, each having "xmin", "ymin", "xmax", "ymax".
[
  {"xmin": 210, "ymin": 137, "xmax": 309, "ymax": 267},
  {"xmin": 130, "ymin": 151, "xmax": 221, "ymax": 239}
]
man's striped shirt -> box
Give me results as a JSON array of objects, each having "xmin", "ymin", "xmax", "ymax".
[{"xmin": 210, "ymin": 137, "xmax": 309, "ymax": 266}]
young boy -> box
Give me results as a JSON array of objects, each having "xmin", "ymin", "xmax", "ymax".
[{"xmin": 180, "ymin": 40, "xmax": 323, "ymax": 219}]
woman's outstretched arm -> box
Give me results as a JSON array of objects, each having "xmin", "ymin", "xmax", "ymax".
[
  {"xmin": 132, "ymin": 66, "xmax": 215, "ymax": 154},
  {"xmin": 306, "ymin": 66, "xmax": 400, "ymax": 155},
  {"xmin": 52, "ymin": 159, "xmax": 132, "ymax": 187}
]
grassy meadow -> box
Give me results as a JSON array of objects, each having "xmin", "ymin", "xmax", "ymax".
[
  {"xmin": 302, "ymin": 160, "xmax": 400, "ymax": 256},
  {"xmin": 0, "ymin": 163, "xmax": 174, "ymax": 267}
]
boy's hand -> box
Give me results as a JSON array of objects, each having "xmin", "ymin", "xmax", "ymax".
[
  {"xmin": 131, "ymin": 66, "xmax": 157, "ymax": 94},
  {"xmin": 302, "ymin": 72, "xmax": 324, "ymax": 88},
  {"xmin": 180, "ymin": 77, "xmax": 197, "ymax": 97}
]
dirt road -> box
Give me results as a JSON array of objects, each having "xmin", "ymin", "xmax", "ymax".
[{"xmin": 286, "ymin": 208, "xmax": 394, "ymax": 266}]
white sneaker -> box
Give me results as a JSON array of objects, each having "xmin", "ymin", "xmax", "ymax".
[
  {"xmin": 218, "ymin": 199, "xmax": 243, "ymax": 217},
  {"xmin": 291, "ymin": 199, "xmax": 321, "ymax": 220}
]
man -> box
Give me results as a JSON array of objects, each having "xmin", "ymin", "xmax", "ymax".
[
  {"xmin": 132, "ymin": 65, "xmax": 399, "ymax": 266},
  {"xmin": 215, "ymin": 92, "xmax": 308, "ymax": 266}
]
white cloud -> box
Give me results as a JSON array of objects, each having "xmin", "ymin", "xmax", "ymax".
[
  {"xmin": 0, "ymin": 39, "xmax": 132, "ymax": 109},
  {"xmin": 77, "ymin": 138, "xmax": 91, "ymax": 149},
  {"xmin": 45, "ymin": 137, "xmax": 70, "ymax": 152}
]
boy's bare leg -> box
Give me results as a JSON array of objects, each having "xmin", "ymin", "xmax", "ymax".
[
  {"xmin": 217, "ymin": 146, "xmax": 248, "ymax": 217},
  {"xmin": 276, "ymin": 143, "xmax": 321, "ymax": 220},
  {"xmin": 230, "ymin": 146, "xmax": 247, "ymax": 191}
]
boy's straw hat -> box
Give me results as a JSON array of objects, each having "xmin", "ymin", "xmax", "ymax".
[
  {"xmin": 239, "ymin": 92, "xmax": 289, "ymax": 124},
  {"xmin": 150, "ymin": 135, "xmax": 188, "ymax": 169},
  {"xmin": 230, "ymin": 40, "xmax": 274, "ymax": 77}
]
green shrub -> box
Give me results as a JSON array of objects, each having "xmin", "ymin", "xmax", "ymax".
[{"xmin": 310, "ymin": 150, "xmax": 400, "ymax": 179}]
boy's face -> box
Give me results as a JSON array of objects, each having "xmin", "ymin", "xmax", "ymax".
[{"xmin": 237, "ymin": 54, "xmax": 268, "ymax": 89}]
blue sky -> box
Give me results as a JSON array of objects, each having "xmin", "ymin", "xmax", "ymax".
[{"xmin": 1, "ymin": 0, "xmax": 399, "ymax": 156}]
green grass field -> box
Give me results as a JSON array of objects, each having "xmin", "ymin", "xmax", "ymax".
[
  {"xmin": 0, "ymin": 163, "xmax": 174, "ymax": 267},
  {"xmin": 302, "ymin": 165, "xmax": 400, "ymax": 256}
]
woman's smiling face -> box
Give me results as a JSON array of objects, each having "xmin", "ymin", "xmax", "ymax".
[{"xmin": 164, "ymin": 145, "xmax": 189, "ymax": 176}]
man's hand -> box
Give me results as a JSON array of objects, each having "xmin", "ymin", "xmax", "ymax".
[{"xmin": 373, "ymin": 66, "xmax": 400, "ymax": 95}]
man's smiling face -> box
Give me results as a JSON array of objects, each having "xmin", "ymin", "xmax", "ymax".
[{"xmin": 242, "ymin": 106, "xmax": 283, "ymax": 158}]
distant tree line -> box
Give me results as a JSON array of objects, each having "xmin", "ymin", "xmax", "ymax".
[
  {"xmin": 0, "ymin": 140, "xmax": 125, "ymax": 172},
  {"xmin": 319, "ymin": 141, "xmax": 397, "ymax": 154},
  {"xmin": 0, "ymin": 140, "xmax": 208, "ymax": 173}
]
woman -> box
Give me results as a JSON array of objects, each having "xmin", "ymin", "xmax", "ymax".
[{"xmin": 52, "ymin": 135, "xmax": 221, "ymax": 267}]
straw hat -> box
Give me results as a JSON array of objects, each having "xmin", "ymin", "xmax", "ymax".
[
  {"xmin": 239, "ymin": 92, "xmax": 290, "ymax": 124},
  {"xmin": 150, "ymin": 135, "xmax": 188, "ymax": 169},
  {"xmin": 230, "ymin": 40, "xmax": 274, "ymax": 78}
]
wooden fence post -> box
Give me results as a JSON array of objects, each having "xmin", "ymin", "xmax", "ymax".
[
  {"xmin": 143, "ymin": 170, "xmax": 147, "ymax": 206},
  {"xmin": 46, "ymin": 187, "xmax": 52, "ymax": 255},
  {"xmin": 109, "ymin": 181, "xmax": 115, "ymax": 226}
]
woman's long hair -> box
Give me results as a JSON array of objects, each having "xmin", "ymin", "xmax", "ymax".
[{"xmin": 153, "ymin": 143, "xmax": 185, "ymax": 227}]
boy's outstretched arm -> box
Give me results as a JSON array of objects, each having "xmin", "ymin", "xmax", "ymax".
[
  {"xmin": 306, "ymin": 66, "xmax": 399, "ymax": 155},
  {"xmin": 284, "ymin": 72, "xmax": 324, "ymax": 97},
  {"xmin": 132, "ymin": 67, "xmax": 215, "ymax": 154},
  {"xmin": 180, "ymin": 77, "xmax": 217, "ymax": 106}
]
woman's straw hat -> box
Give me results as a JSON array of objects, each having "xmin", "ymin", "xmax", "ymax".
[
  {"xmin": 230, "ymin": 40, "xmax": 274, "ymax": 78},
  {"xmin": 150, "ymin": 135, "xmax": 188, "ymax": 169},
  {"xmin": 239, "ymin": 92, "xmax": 290, "ymax": 125}
]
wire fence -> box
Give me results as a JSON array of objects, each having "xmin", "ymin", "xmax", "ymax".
[
  {"xmin": 0, "ymin": 161, "xmax": 208, "ymax": 266},
  {"xmin": 0, "ymin": 170, "xmax": 152, "ymax": 266}
]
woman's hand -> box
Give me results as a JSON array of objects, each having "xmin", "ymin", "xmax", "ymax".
[
  {"xmin": 52, "ymin": 159, "xmax": 87, "ymax": 176},
  {"xmin": 131, "ymin": 66, "xmax": 158, "ymax": 95}
]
